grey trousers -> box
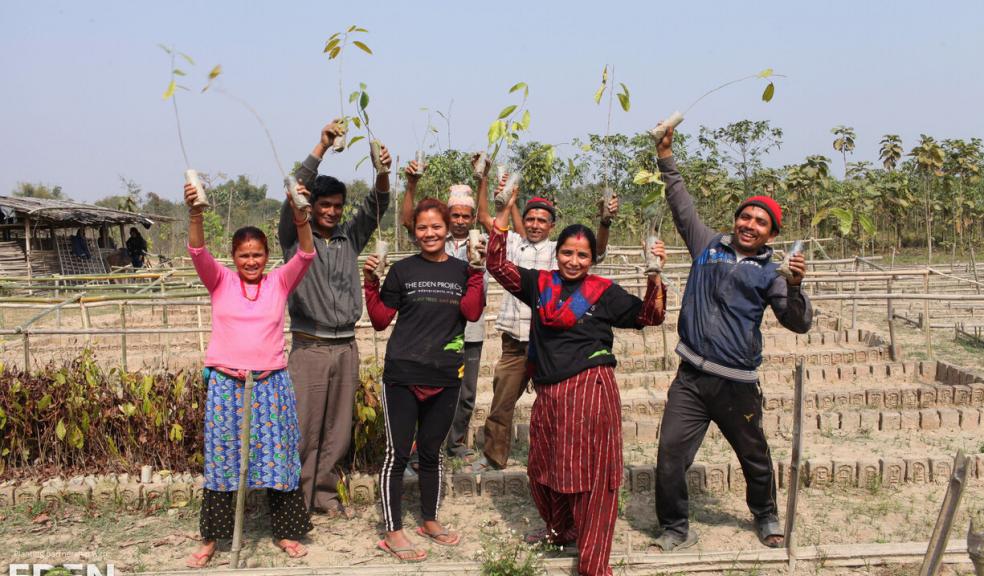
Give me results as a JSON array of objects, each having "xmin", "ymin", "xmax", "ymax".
[
  {"xmin": 288, "ymin": 336, "xmax": 359, "ymax": 512},
  {"xmin": 446, "ymin": 341, "xmax": 483, "ymax": 457}
]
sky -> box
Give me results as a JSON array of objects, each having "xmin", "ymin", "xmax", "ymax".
[{"xmin": 1, "ymin": 0, "xmax": 982, "ymax": 204}]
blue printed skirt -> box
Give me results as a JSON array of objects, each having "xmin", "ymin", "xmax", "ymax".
[{"xmin": 202, "ymin": 368, "xmax": 302, "ymax": 492}]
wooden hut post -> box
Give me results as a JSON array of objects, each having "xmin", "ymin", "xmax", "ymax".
[{"xmin": 23, "ymin": 216, "xmax": 32, "ymax": 283}]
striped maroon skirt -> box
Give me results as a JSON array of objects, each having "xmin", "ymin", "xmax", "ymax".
[{"xmin": 528, "ymin": 365, "xmax": 623, "ymax": 493}]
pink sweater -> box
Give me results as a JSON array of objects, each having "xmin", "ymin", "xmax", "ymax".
[{"xmin": 189, "ymin": 245, "xmax": 315, "ymax": 370}]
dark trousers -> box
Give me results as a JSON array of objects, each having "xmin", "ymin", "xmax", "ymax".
[
  {"xmin": 379, "ymin": 383, "xmax": 460, "ymax": 532},
  {"xmin": 446, "ymin": 341, "xmax": 483, "ymax": 457},
  {"xmin": 655, "ymin": 361, "xmax": 778, "ymax": 537},
  {"xmin": 200, "ymin": 488, "xmax": 312, "ymax": 541}
]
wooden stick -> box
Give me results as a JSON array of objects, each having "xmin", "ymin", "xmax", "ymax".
[
  {"xmin": 919, "ymin": 450, "xmax": 970, "ymax": 576},
  {"xmin": 785, "ymin": 359, "xmax": 805, "ymax": 571},
  {"xmin": 968, "ymin": 512, "xmax": 984, "ymax": 576},
  {"xmin": 887, "ymin": 277, "xmax": 898, "ymax": 361},
  {"xmin": 119, "ymin": 302, "xmax": 128, "ymax": 371},
  {"xmin": 924, "ymin": 273, "xmax": 933, "ymax": 359},
  {"xmin": 230, "ymin": 370, "xmax": 256, "ymax": 569}
]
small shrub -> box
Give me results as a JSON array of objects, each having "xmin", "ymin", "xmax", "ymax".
[{"xmin": 479, "ymin": 528, "xmax": 546, "ymax": 576}]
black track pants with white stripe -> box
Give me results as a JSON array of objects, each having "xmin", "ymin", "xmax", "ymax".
[{"xmin": 379, "ymin": 383, "xmax": 460, "ymax": 532}]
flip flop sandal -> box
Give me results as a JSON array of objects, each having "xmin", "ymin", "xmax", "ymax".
[
  {"xmin": 755, "ymin": 518, "xmax": 784, "ymax": 548},
  {"xmin": 277, "ymin": 540, "xmax": 308, "ymax": 558},
  {"xmin": 377, "ymin": 539, "xmax": 427, "ymax": 562},
  {"xmin": 185, "ymin": 549, "xmax": 214, "ymax": 569},
  {"xmin": 651, "ymin": 529, "xmax": 699, "ymax": 552},
  {"xmin": 416, "ymin": 526, "xmax": 462, "ymax": 547}
]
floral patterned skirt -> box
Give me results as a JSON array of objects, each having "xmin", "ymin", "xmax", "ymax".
[{"xmin": 202, "ymin": 368, "xmax": 301, "ymax": 492}]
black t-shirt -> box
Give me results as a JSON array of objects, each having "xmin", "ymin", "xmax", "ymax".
[
  {"xmin": 381, "ymin": 254, "xmax": 470, "ymax": 387},
  {"xmin": 511, "ymin": 267, "xmax": 644, "ymax": 385}
]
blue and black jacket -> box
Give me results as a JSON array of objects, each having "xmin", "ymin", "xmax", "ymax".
[{"xmin": 658, "ymin": 156, "xmax": 813, "ymax": 383}]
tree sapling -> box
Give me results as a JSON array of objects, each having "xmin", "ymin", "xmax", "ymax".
[{"xmin": 160, "ymin": 44, "xmax": 209, "ymax": 208}]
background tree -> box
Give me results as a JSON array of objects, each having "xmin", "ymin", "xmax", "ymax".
[
  {"xmin": 12, "ymin": 182, "xmax": 67, "ymax": 200},
  {"xmin": 831, "ymin": 125, "xmax": 856, "ymax": 177},
  {"xmin": 909, "ymin": 135, "xmax": 945, "ymax": 263},
  {"xmin": 698, "ymin": 120, "xmax": 783, "ymax": 193}
]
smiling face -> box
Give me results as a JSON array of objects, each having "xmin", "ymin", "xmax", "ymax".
[
  {"xmin": 233, "ymin": 239, "xmax": 269, "ymax": 284},
  {"xmin": 523, "ymin": 208, "xmax": 554, "ymax": 243},
  {"xmin": 732, "ymin": 205, "xmax": 778, "ymax": 256},
  {"xmin": 415, "ymin": 209, "xmax": 449, "ymax": 257},
  {"xmin": 449, "ymin": 205, "xmax": 474, "ymax": 239},
  {"xmin": 312, "ymin": 193, "xmax": 345, "ymax": 234},
  {"xmin": 556, "ymin": 235, "xmax": 593, "ymax": 281}
]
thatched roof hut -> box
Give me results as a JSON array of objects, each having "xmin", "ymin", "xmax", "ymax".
[{"xmin": 0, "ymin": 196, "xmax": 172, "ymax": 278}]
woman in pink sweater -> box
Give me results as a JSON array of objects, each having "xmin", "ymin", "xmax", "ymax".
[{"xmin": 183, "ymin": 182, "xmax": 315, "ymax": 568}]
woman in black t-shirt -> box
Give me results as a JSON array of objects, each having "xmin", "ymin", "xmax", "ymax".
[
  {"xmin": 486, "ymin": 187, "xmax": 666, "ymax": 576},
  {"xmin": 364, "ymin": 197, "xmax": 484, "ymax": 562}
]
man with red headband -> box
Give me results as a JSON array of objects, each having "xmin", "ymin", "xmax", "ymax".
[
  {"xmin": 651, "ymin": 125, "xmax": 812, "ymax": 551},
  {"xmin": 473, "ymin": 171, "xmax": 618, "ymax": 474}
]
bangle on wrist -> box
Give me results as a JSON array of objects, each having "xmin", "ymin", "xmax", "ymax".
[
  {"xmin": 293, "ymin": 213, "xmax": 310, "ymax": 226},
  {"xmin": 493, "ymin": 222, "xmax": 509, "ymax": 233}
]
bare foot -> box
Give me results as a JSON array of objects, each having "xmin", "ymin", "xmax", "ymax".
[
  {"xmin": 185, "ymin": 540, "xmax": 216, "ymax": 568},
  {"xmin": 276, "ymin": 538, "xmax": 308, "ymax": 558}
]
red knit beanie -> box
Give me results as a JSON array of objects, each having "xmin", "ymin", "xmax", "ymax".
[
  {"xmin": 735, "ymin": 196, "xmax": 782, "ymax": 233},
  {"xmin": 524, "ymin": 197, "xmax": 557, "ymax": 221}
]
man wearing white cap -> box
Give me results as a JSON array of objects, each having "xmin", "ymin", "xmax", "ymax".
[{"xmin": 400, "ymin": 162, "xmax": 488, "ymax": 461}]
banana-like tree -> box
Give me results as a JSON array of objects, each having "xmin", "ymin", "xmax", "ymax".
[
  {"xmin": 941, "ymin": 138, "xmax": 982, "ymax": 253},
  {"xmin": 879, "ymin": 134, "xmax": 904, "ymax": 171},
  {"xmin": 831, "ymin": 125, "xmax": 856, "ymax": 178},
  {"xmin": 908, "ymin": 135, "xmax": 945, "ymax": 263}
]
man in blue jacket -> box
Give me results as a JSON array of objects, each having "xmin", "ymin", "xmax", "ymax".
[{"xmin": 652, "ymin": 125, "xmax": 812, "ymax": 551}]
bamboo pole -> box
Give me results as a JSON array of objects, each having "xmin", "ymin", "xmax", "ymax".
[
  {"xmin": 851, "ymin": 258, "xmax": 860, "ymax": 329},
  {"xmin": 196, "ymin": 305, "xmax": 205, "ymax": 353},
  {"xmin": 80, "ymin": 300, "xmax": 91, "ymax": 347},
  {"xmin": 119, "ymin": 302, "xmax": 128, "ymax": 371},
  {"xmin": 230, "ymin": 370, "xmax": 256, "ymax": 569},
  {"xmin": 924, "ymin": 272, "xmax": 933, "ymax": 359},
  {"xmin": 971, "ymin": 245, "xmax": 981, "ymax": 295},
  {"xmin": 887, "ymin": 277, "xmax": 898, "ymax": 361},
  {"xmin": 919, "ymin": 451, "xmax": 970, "ymax": 576},
  {"xmin": 784, "ymin": 359, "xmax": 805, "ymax": 572}
]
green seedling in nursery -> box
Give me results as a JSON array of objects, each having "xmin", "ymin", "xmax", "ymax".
[
  {"xmin": 202, "ymin": 66, "xmax": 309, "ymax": 212},
  {"xmin": 324, "ymin": 25, "xmax": 373, "ymax": 153},
  {"xmin": 160, "ymin": 44, "xmax": 210, "ymax": 208},
  {"xmin": 649, "ymin": 67, "xmax": 783, "ymax": 141},
  {"xmin": 486, "ymin": 82, "xmax": 532, "ymax": 206},
  {"xmin": 592, "ymin": 64, "xmax": 632, "ymax": 221}
]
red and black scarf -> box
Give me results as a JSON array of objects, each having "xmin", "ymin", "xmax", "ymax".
[
  {"xmin": 527, "ymin": 271, "xmax": 612, "ymax": 377},
  {"xmin": 536, "ymin": 270, "xmax": 612, "ymax": 329}
]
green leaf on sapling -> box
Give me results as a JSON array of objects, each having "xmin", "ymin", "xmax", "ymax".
[
  {"xmin": 179, "ymin": 52, "xmax": 195, "ymax": 65},
  {"xmin": 158, "ymin": 44, "xmax": 172, "ymax": 54},
  {"xmin": 352, "ymin": 41, "xmax": 373, "ymax": 55},
  {"xmin": 498, "ymin": 105, "xmax": 517, "ymax": 120},
  {"xmin": 347, "ymin": 25, "xmax": 358, "ymax": 32},
  {"xmin": 162, "ymin": 80, "xmax": 176, "ymax": 100},
  {"xmin": 762, "ymin": 82, "xmax": 775, "ymax": 102},
  {"xmin": 329, "ymin": 47, "xmax": 341, "ymax": 59},
  {"xmin": 351, "ymin": 116, "xmax": 362, "ymax": 128},
  {"xmin": 520, "ymin": 110, "xmax": 531, "ymax": 130},
  {"xmin": 618, "ymin": 83, "xmax": 631, "ymax": 111},
  {"xmin": 324, "ymin": 38, "xmax": 341, "ymax": 53},
  {"xmin": 355, "ymin": 155, "xmax": 369, "ymax": 170},
  {"xmin": 509, "ymin": 82, "xmax": 528, "ymax": 97},
  {"xmin": 757, "ymin": 68, "xmax": 774, "ymax": 79},
  {"xmin": 354, "ymin": 27, "xmax": 368, "ymax": 32},
  {"xmin": 581, "ymin": 144, "xmax": 592, "ymax": 152},
  {"xmin": 360, "ymin": 91, "xmax": 369, "ymax": 110},
  {"xmin": 349, "ymin": 135, "xmax": 365, "ymax": 146},
  {"xmin": 172, "ymin": 69, "xmax": 186, "ymax": 76},
  {"xmin": 634, "ymin": 170, "xmax": 653, "ymax": 185},
  {"xmin": 349, "ymin": 90, "xmax": 360, "ymax": 104}
]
